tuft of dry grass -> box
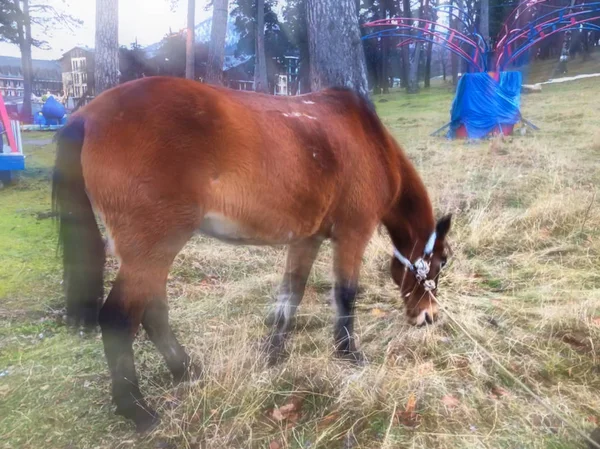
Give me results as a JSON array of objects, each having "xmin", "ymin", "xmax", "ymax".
[{"xmin": 1, "ymin": 78, "xmax": 600, "ymax": 449}]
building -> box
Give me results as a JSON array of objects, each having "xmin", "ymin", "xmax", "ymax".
[
  {"xmin": 59, "ymin": 46, "xmax": 95, "ymax": 103},
  {"xmin": 223, "ymin": 55, "xmax": 254, "ymax": 91},
  {"xmin": 0, "ymin": 56, "xmax": 62, "ymax": 99},
  {"xmin": 273, "ymin": 55, "xmax": 300, "ymax": 96}
]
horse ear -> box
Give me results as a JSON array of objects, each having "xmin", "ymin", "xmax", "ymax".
[{"xmin": 436, "ymin": 214, "xmax": 452, "ymax": 240}]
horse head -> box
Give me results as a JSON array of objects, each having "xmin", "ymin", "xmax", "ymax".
[{"xmin": 390, "ymin": 214, "xmax": 452, "ymax": 326}]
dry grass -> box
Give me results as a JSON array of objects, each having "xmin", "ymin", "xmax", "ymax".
[{"xmin": 1, "ymin": 77, "xmax": 600, "ymax": 449}]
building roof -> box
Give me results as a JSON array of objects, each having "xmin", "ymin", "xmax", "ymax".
[
  {"xmin": 224, "ymin": 54, "xmax": 252, "ymax": 71},
  {"xmin": 59, "ymin": 46, "xmax": 95, "ymax": 60},
  {"xmin": 0, "ymin": 56, "xmax": 61, "ymax": 80}
]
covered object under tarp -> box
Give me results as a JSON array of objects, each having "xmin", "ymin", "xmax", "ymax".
[{"xmin": 448, "ymin": 71, "xmax": 522, "ymax": 139}]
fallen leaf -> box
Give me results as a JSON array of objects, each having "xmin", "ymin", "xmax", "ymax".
[
  {"xmin": 394, "ymin": 393, "xmax": 421, "ymax": 428},
  {"xmin": 40, "ymin": 385, "xmax": 50, "ymax": 391},
  {"xmin": 395, "ymin": 410, "xmax": 421, "ymax": 428},
  {"xmin": 453, "ymin": 356, "xmax": 470, "ymax": 370},
  {"xmin": 561, "ymin": 333, "xmax": 589, "ymax": 351},
  {"xmin": 269, "ymin": 441, "xmax": 281, "ymax": 449},
  {"xmin": 317, "ymin": 411, "xmax": 341, "ymax": 430},
  {"xmin": 371, "ymin": 308, "xmax": 389, "ymax": 318},
  {"xmin": 490, "ymin": 385, "xmax": 509, "ymax": 399},
  {"xmin": 587, "ymin": 416, "xmax": 598, "ymax": 425},
  {"xmin": 417, "ymin": 362, "xmax": 434, "ymax": 375},
  {"xmin": 270, "ymin": 396, "xmax": 304, "ymax": 423},
  {"xmin": 0, "ymin": 384, "xmax": 10, "ymax": 398},
  {"xmin": 271, "ymin": 408, "xmax": 285, "ymax": 421},
  {"xmin": 441, "ymin": 394, "xmax": 460, "ymax": 409},
  {"xmin": 592, "ymin": 317, "xmax": 600, "ymax": 326},
  {"xmin": 285, "ymin": 413, "xmax": 300, "ymax": 429},
  {"xmin": 531, "ymin": 414, "xmax": 561, "ymax": 431}
]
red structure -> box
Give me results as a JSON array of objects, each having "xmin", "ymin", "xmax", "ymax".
[
  {"xmin": 362, "ymin": 0, "xmax": 600, "ymax": 73},
  {"xmin": 362, "ymin": 0, "xmax": 600, "ymax": 138},
  {"xmin": 0, "ymin": 92, "xmax": 25, "ymax": 180}
]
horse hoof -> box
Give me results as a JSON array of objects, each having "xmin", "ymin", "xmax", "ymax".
[
  {"xmin": 135, "ymin": 412, "xmax": 161, "ymax": 434},
  {"xmin": 175, "ymin": 362, "xmax": 203, "ymax": 385},
  {"xmin": 262, "ymin": 335, "xmax": 287, "ymax": 367},
  {"xmin": 335, "ymin": 349, "xmax": 366, "ymax": 365},
  {"xmin": 266, "ymin": 348, "xmax": 287, "ymax": 367},
  {"xmin": 115, "ymin": 402, "xmax": 160, "ymax": 433}
]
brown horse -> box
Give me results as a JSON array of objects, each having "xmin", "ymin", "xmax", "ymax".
[{"xmin": 52, "ymin": 76, "xmax": 451, "ymax": 431}]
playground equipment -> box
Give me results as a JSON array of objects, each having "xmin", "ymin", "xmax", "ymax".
[
  {"xmin": 0, "ymin": 92, "xmax": 24, "ymax": 184},
  {"xmin": 362, "ymin": 0, "xmax": 600, "ymax": 138}
]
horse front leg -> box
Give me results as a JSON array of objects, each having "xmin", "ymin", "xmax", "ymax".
[
  {"xmin": 331, "ymin": 229, "xmax": 373, "ymax": 363},
  {"xmin": 264, "ymin": 237, "xmax": 322, "ymax": 365}
]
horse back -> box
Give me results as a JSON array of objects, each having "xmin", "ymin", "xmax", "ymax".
[{"xmin": 75, "ymin": 77, "xmax": 402, "ymax": 244}]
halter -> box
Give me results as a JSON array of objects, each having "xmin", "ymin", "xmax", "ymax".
[{"xmin": 393, "ymin": 231, "xmax": 437, "ymax": 291}]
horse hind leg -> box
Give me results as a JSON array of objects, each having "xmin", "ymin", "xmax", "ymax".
[
  {"xmin": 99, "ymin": 224, "xmax": 196, "ymax": 431},
  {"xmin": 99, "ymin": 269, "xmax": 160, "ymax": 432},
  {"xmin": 142, "ymin": 297, "xmax": 201, "ymax": 384}
]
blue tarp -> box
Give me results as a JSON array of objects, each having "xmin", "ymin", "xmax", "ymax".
[
  {"xmin": 448, "ymin": 71, "xmax": 522, "ymax": 139},
  {"xmin": 41, "ymin": 96, "xmax": 66, "ymax": 125},
  {"xmin": 34, "ymin": 112, "xmax": 46, "ymax": 125}
]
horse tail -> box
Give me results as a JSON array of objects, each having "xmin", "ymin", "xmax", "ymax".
[{"xmin": 52, "ymin": 118, "xmax": 105, "ymax": 330}]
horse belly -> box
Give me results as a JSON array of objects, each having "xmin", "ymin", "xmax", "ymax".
[{"xmin": 197, "ymin": 212, "xmax": 302, "ymax": 245}]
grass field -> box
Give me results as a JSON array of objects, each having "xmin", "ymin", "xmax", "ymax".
[{"xmin": 1, "ymin": 76, "xmax": 600, "ymax": 449}]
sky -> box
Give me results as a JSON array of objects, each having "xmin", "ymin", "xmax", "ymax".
[{"xmin": 0, "ymin": 0, "xmax": 214, "ymax": 60}]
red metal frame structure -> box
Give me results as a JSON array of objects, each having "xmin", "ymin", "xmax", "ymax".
[
  {"xmin": 363, "ymin": 17, "xmax": 485, "ymax": 71},
  {"xmin": 362, "ymin": 0, "xmax": 600, "ymax": 73},
  {"xmin": 0, "ymin": 93, "xmax": 18, "ymax": 153}
]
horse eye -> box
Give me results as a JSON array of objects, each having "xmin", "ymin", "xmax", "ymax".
[{"xmin": 440, "ymin": 257, "xmax": 448, "ymax": 268}]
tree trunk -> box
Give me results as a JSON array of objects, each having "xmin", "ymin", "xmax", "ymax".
[
  {"xmin": 17, "ymin": 0, "xmax": 33, "ymax": 122},
  {"xmin": 450, "ymin": 0, "xmax": 461, "ymax": 85},
  {"xmin": 407, "ymin": 1, "xmax": 422, "ymax": 94},
  {"xmin": 185, "ymin": 0, "xmax": 195, "ymax": 80},
  {"xmin": 206, "ymin": 0, "xmax": 228, "ymax": 84},
  {"xmin": 424, "ymin": 0, "xmax": 435, "ymax": 88},
  {"xmin": 307, "ymin": 0, "xmax": 369, "ymax": 97},
  {"xmin": 299, "ymin": 42, "xmax": 310, "ymax": 94},
  {"xmin": 555, "ymin": 0, "xmax": 576, "ymax": 75},
  {"xmin": 379, "ymin": 1, "xmax": 390, "ymax": 94},
  {"xmin": 94, "ymin": 0, "xmax": 119, "ymax": 95},
  {"xmin": 480, "ymin": 0, "xmax": 489, "ymax": 46},
  {"xmin": 254, "ymin": 0, "xmax": 268, "ymax": 93},
  {"xmin": 401, "ymin": 0, "xmax": 412, "ymax": 91},
  {"xmin": 441, "ymin": 50, "xmax": 447, "ymax": 81},
  {"xmin": 381, "ymin": 38, "xmax": 390, "ymax": 94},
  {"xmin": 581, "ymin": 31, "xmax": 591, "ymax": 61},
  {"xmin": 400, "ymin": 49, "xmax": 408, "ymax": 88},
  {"xmin": 424, "ymin": 40, "xmax": 433, "ymax": 87}
]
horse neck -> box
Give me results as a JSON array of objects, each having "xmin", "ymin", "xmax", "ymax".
[{"xmin": 383, "ymin": 159, "xmax": 435, "ymax": 258}]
